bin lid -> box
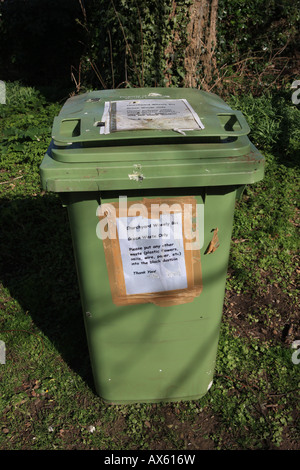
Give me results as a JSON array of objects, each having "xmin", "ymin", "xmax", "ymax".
[
  {"xmin": 51, "ymin": 87, "xmax": 250, "ymax": 149},
  {"xmin": 40, "ymin": 88, "xmax": 265, "ymax": 192}
]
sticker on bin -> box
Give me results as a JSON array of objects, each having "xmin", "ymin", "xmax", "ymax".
[
  {"xmin": 97, "ymin": 197, "xmax": 202, "ymax": 306},
  {"xmin": 100, "ymin": 99, "xmax": 205, "ymax": 135}
]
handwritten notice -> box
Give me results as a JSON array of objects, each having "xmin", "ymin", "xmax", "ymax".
[{"xmin": 116, "ymin": 213, "xmax": 187, "ymax": 295}]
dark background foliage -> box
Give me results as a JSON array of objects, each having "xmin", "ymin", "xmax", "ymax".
[
  {"xmin": 0, "ymin": 0, "xmax": 299, "ymax": 96},
  {"xmin": 0, "ymin": 0, "xmax": 84, "ymax": 91}
]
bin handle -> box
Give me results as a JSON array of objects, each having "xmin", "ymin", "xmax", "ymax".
[
  {"xmin": 52, "ymin": 117, "xmax": 82, "ymax": 145},
  {"xmin": 217, "ymin": 111, "xmax": 250, "ymax": 137}
]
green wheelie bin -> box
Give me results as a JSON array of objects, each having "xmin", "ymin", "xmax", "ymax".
[{"xmin": 40, "ymin": 87, "xmax": 264, "ymax": 404}]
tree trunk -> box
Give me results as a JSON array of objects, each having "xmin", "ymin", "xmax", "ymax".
[{"xmin": 184, "ymin": 0, "xmax": 218, "ymax": 89}]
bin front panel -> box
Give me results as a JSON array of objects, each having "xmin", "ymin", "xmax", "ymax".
[{"xmin": 64, "ymin": 188, "xmax": 237, "ymax": 403}]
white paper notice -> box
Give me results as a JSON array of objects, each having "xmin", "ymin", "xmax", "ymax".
[
  {"xmin": 116, "ymin": 213, "xmax": 188, "ymax": 295},
  {"xmin": 100, "ymin": 99, "xmax": 204, "ymax": 134}
]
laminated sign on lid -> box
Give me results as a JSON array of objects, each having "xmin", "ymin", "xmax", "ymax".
[{"xmin": 100, "ymin": 98, "xmax": 205, "ymax": 135}]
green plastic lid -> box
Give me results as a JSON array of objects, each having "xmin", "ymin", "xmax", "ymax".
[
  {"xmin": 40, "ymin": 88, "xmax": 264, "ymax": 192},
  {"xmin": 51, "ymin": 87, "xmax": 250, "ymax": 147}
]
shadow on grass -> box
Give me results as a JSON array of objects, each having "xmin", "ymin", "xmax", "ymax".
[{"xmin": 0, "ymin": 193, "xmax": 95, "ymax": 390}]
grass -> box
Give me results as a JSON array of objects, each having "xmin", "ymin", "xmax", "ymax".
[{"xmin": 0, "ymin": 82, "xmax": 299, "ymax": 450}]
